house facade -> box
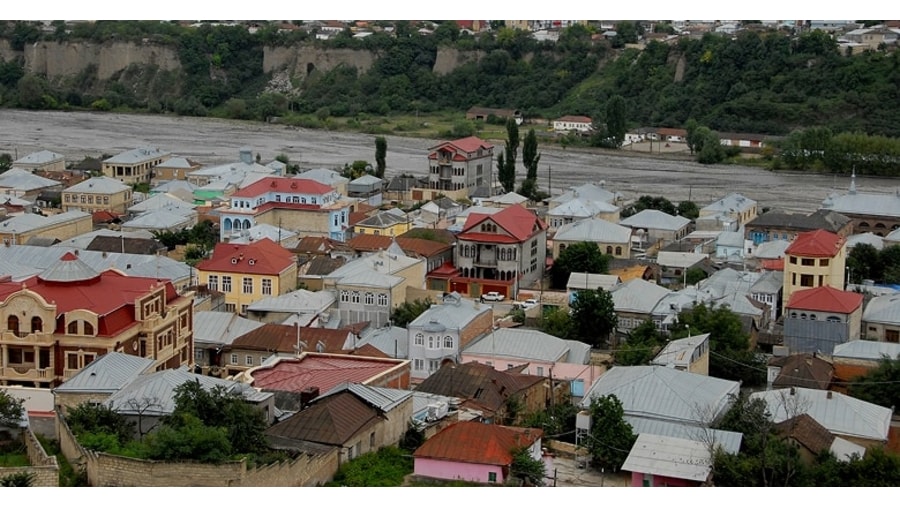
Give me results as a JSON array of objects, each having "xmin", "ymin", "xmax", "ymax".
[
  {"xmin": 12, "ymin": 150, "xmax": 65, "ymax": 173},
  {"xmin": 219, "ymin": 176, "xmax": 354, "ymax": 241},
  {"xmin": 861, "ymin": 294, "xmax": 900, "ymax": 342},
  {"xmin": 696, "ymin": 193, "xmax": 758, "ymax": 232},
  {"xmin": 0, "ymin": 252, "xmax": 193, "ymax": 388},
  {"xmin": 196, "ymin": 238, "xmax": 298, "ymax": 315},
  {"xmin": 102, "ymin": 147, "xmax": 170, "ymax": 185},
  {"xmin": 745, "ymin": 209, "xmax": 852, "ymax": 246},
  {"xmin": 820, "ymin": 173, "xmax": 900, "ymax": 236},
  {"xmin": 552, "ymin": 218, "xmax": 632, "ymax": 259},
  {"xmin": 783, "ymin": 286, "xmax": 863, "ymax": 355},
  {"xmin": 61, "ymin": 177, "xmax": 133, "ymax": 214},
  {"xmin": 553, "ymin": 115, "xmax": 593, "ymax": 133},
  {"xmin": 782, "ymin": 229, "xmax": 847, "ymax": 314},
  {"xmin": 0, "ymin": 210, "xmax": 93, "ymax": 246},
  {"xmin": 426, "ymin": 136, "xmax": 493, "ymax": 193}
]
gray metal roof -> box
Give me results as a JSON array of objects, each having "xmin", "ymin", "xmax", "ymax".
[
  {"xmin": 294, "ymin": 168, "xmax": 348, "ymax": 186},
  {"xmin": 38, "ymin": 252, "xmax": 100, "ymax": 282},
  {"xmin": 750, "ymin": 270, "xmax": 783, "ymax": 295},
  {"xmin": 650, "ymin": 334, "xmax": 710, "ymax": 369},
  {"xmin": 326, "ymin": 250, "xmax": 421, "ymax": 281},
  {"xmin": 463, "ymin": 328, "xmax": 572, "ymax": 363},
  {"xmin": 0, "ymin": 168, "xmax": 60, "ymax": 191},
  {"xmin": 65, "ymin": 176, "xmax": 130, "ymax": 194},
  {"xmin": 580, "ymin": 365, "xmax": 740, "ymax": 425},
  {"xmin": 356, "ymin": 211, "xmax": 407, "ymax": 228},
  {"xmin": 750, "ymin": 388, "xmax": 892, "ymax": 442},
  {"xmin": 701, "ymin": 192, "xmax": 756, "ymax": 213},
  {"xmin": 226, "ymin": 224, "xmax": 298, "ymax": 245},
  {"xmin": 717, "ymin": 231, "xmax": 745, "ymax": 248},
  {"xmin": 822, "ymin": 189, "xmax": 900, "ymax": 218},
  {"xmin": 151, "ymin": 179, "xmax": 198, "ymax": 194},
  {"xmin": 624, "ymin": 415, "xmax": 742, "ymax": 455},
  {"xmin": 494, "ymin": 192, "xmax": 528, "ymax": 205},
  {"xmin": 246, "ymin": 289, "xmax": 335, "ymax": 313},
  {"xmin": 621, "ymin": 433, "xmax": 714, "ymax": 482},
  {"xmin": 567, "ymin": 273, "xmax": 621, "ymax": 291},
  {"xmin": 832, "ymin": 340, "xmax": 900, "ymax": 361},
  {"xmin": 128, "ymin": 193, "xmax": 196, "ymax": 214},
  {"xmin": 562, "ymin": 340, "xmax": 591, "ymax": 364},
  {"xmin": 656, "ymin": 251, "xmax": 709, "ymax": 269},
  {"xmin": 193, "ymin": 311, "xmax": 264, "ymax": 346},
  {"xmin": 554, "ymin": 218, "xmax": 631, "ymax": 243},
  {"xmin": 619, "ymin": 209, "xmax": 691, "ymax": 231},
  {"xmin": 410, "ymin": 391, "xmax": 460, "ymax": 419},
  {"xmin": 610, "ymin": 279, "xmax": 671, "ymax": 314},
  {"xmin": 337, "ymin": 270, "xmax": 403, "ymax": 288},
  {"xmin": 548, "ymin": 198, "xmax": 619, "ymax": 219},
  {"xmin": 753, "ymin": 239, "xmax": 791, "ymax": 259},
  {"xmin": 14, "ymin": 150, "xmax": 64, "ymax": 165},
  {"xmin": 349, "ymin": 174, "xmax": 382, "ymax": 185},
  {"xmin": 847, "ymin": 232, "xmax": 884, "ymax": 251},
  {"xmin": 104, "ymin": 146, "xmax": 169, "ymax": 164},
  {"xmin": 316, "ymin": 382, "xmax": 412, "ymax": 412},
  {"xmin": 0, "ymin": 258, "xmax": 41, "ymax": 281},
  {"xmin": 53, "ymin": 352, "xmax": 155, "ymax": 394},
  {"xmin": 156, "ymin": 156, "xmax": 195, "ymax": 169},
  {"xmin": 123, "ymin": 210, "xmax": 195, "ymax": 230},
  {"xmin": 357, "ymin": 325, "xmax": 408, "ymax": 358},
  {"xmin": 0, "ymin": 210, "xmax": 90, "ymax": 235},
  {"xmin": 409, "ymin": 298, "xmax": 490, "ymax": 331},
  {"xmin": 551, "ymin": 183, "xmax": 622, "ymax": 206},
  {"xmin": 863, "ymin": 294, "xmax": 900, "ymax": 325}
]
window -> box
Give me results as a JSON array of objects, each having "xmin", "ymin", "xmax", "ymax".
[
  {"xmin": 536, "ymin": 366, "xmax": 544, "ymax": 376},
  {"xmin": 790, "ymin": 256, "xmax": 797, "ymax": 264},
  {"xmin": 370, "ymin": 432, "xmax": 376, "ymax": 448},
  {"xmin": 7, "ymin": 315, "xmax": 20, "ymax": 335},
  {"xmin": 444, "ymin": 336, "xmax": 453, "ymax": 348},
  {"xmin": 615, "ymin": 246, "xmax": 622, "ymax": 256},
  {"xmin": 241, "ymin": 305, "xmax": 249, "ymax": 315},
  {"xmin": 365, "ymin": 292, "xmax": 375, "ymax": 305},
  {"xmin": 800, "ymin": 274, "xmax": 814, "ymax": 287},
  {"xmin": 428, "ymin": 336, "xmax": 435, "ymax": 349},
  {"xmin": 208, "ymin": 275, "xmax": 218, "ymax": 291},
  {"xmin": 886, "ymin": 330, "xmax": 899, "ymax": 343},
  {"xmin": 225, "ymin": 303, "xmax": 236, "ymax": 312},
  {"xmin": 231, "ymin": 354, "xmax": 238, "ymax": 364},
  {"xmin": 415, "ymin": 333, "xmax": 424, "ymax": 346},
  {"xmin": 820, "ymin": 259, "xmax": 830, "ymax": 267},
  {"xmin": 222, "ymin": 276, "xmax": 232, "ymax": 293},
  {"xmin": 351, "ymin": 291, "xmax": 360, "ymax": 304},
  {"xmin": 195, "ymin": 349, "xmax": 205, "ymax": 362},
  {"xmin": 488, "ymin": 472, "xmax": 497, "ymax": 483},
  {"xmin": 341, "ymin": 290, "xmax": 350, "ymax": 302},
  {"xmin": 262, "ymin": 279, "xmax": 272, "ymax": 295},
  {"xmin": 243, "ymin": 277, "xmax": 253, "ymax": 294},
  {"xmin": 801, "ymin": 258, "xmax": 815, "ymax": 266},
  {"xmin": 414, "ymin": 358, "xmax": 424, "ymax": 370},
  {"xmin": 377, "ymin": 293, "xmax": 388, "ymax": 306},
  {"xmin": 428, "ymin": 360, "xmax": 440, "ymax": 373},
  {"xmin": 245, "ymin": 355, "xmax": 253, "ymax": 366},
  {"xmin": 67, "ymin": 321, "xmax": 77, "ymax": 334}
]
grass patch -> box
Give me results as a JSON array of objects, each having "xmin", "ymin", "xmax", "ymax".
[
  {"xmin": 0, "ymin": 453, "xmax": 30, "ymax": 467},
  {"xmin": 36, "ymin": 435, "xmax": 87, "ymax": 487},
  {"xmin": 326, "ymin": 446, "xmax": 413, "ymax": 487}
]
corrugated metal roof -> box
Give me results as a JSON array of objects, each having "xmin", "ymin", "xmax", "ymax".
[
  {"xmin": 123, "ymin": 210, "xmax": 196, "ymax": 229},
  {"xmin": 567, "ymin": 273, "xmax": 621, "ymax": 291},
  {"xmin": 0, "ymin": 168, "xmax": 60, "ymax": 191},
  {"xmin": 750, "ymin": 270, "xmax": 783, "ymax": 294},
  {"xmin": 554, "ymin": 218, "xmax": 631, "ymax": 244},
  {"xmin": 193, "ymin": 311, "xmax": 265, "ymax": 346},
  {"xmin": 619, "ymin": 209, "xmax": 691, "ymax": 231},
  {"xmin": 0, "ymin": 245, "xmax": 191, "ymax": 284},
  {"xmin": 701, "ymin": 193, "xmax": 756, "ymax": 213},
  {"xmin": 246, "ymin": 289, "xmax": 335, "ymax": 313},
  {"xmin": 751, "ymin": 388, "xmax": 892, "ymax": 442},
  {"xmin": 624, "ymin": 416, "xmax": 742, "ymax": 454},
  {"xmin": 621, "ymin": 433, "xmax": 713, "ymax": 482},
  {"xmin": 656, "ymin": 251, "xmax": 709, "ymax": 269},
  {"xmin": 0, "ymin": 210, "xmax": 90, "ymax": 234},
  {"xmin": 317, "ymin": 382, "xmax": 412, "ymax": 412},
  {"xmin": 832, "ymin": 340, "xmax": 900, "ymax": 361},
  {"xmin": 862, "ymin": 294, "xmax": 900, "ymax": 325},
  {"xmin": 580, "ymin": 366, "xmax": 740, "ymax": 425},
  {"xmin": 549, "ymin": 199, "xmax": 619, "ymax": 219},
  {"xmin": 53, "ymin": 352, "xmax": 154, "ymax": 393},
  {"xmin": 846, "ymin": 232, "xmax": 884, "ymax": 251},
  {"xmin": 651, "ymin": 334, "xmax": 710, "ymax": 369},
  {"xmin": 326, "ymin": 250, "xmax": 421, "ymax": 280},
  {"xmin": 128, "ymin": 193, "xmax": 196, "ymax": 214},
  {"xmin": 37, "ymin": 251, "xmax": 100, "ymax": 282},
  {"xmin": 294, "ymin": 168, "xmax": 348, "ymax": 186},
  {"xmin": 409, "ymin": 298, "xmax": 490, "ymax": 331},
  {"xmin": 14, "ymin": 150, "xmax": 63, "ymax": 165},
  {"xmin": 66, "ymin": 177, "xmax": 130, "ymax": 194},
  {"xmin": 823, "ymin": 190, "xmax": 900, "ymax": 219},
  {"xmin": 494, "ymin": 192, "xmax": 528, "ymax": 204},
  {"xmin": 463, "ymin": 328, "xmax": 570, "ymax": 363},
  {"xmin": 104, "ymin": 146, "xmax": 168, "ymax": 164},
  {"xmin": 550, "ymin": 183, "xmax": 621, "ymax": 206},
  {"xmin": 611, "ymin": 279, "xmax": 671, "ymax": 314},
  {"xmin": 753, "ymin": 240, "xmax": 792, "ymax": 259},
  {"xmin": 357, "ymin": 326, "xmax": 408, "ymax": 358}
]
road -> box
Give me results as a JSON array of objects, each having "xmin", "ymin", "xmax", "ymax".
[{"xmin": 2, "ymin": 109, "xmax": 898, "ymax": 213}]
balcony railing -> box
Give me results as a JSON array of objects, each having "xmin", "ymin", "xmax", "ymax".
[{"xmin": 0, "ymin": 366, "xmax": 51, "ymax": 381}]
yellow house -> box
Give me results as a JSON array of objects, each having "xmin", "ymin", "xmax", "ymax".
[
  {"xmin": 62, "ymin": 177, "xmax": 133, "ymax": 214},
  {"xmin": 782, "ymin": 229, "xmax": 847, "ymax": 314},
  {"xmin": 196, "ymin": 238, "xmax": 298, "ymax": 315},
  {"xmin": 353, "ymin": 209, "xmax": 411, "ymax": 238},
  {"xmin": 102, "ymin": 146, "xmax": 170, "ymax": 185}
]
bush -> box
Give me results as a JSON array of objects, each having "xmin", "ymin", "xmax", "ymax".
[{"xmin": 327, "ymin": 447, "xmax": 412, "ymax": 487}]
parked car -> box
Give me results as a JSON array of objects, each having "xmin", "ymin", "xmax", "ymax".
[
  {"xmin": 514, "ymin": 299, "xmax": 539, "ymax": 310},
  {"xmin": 481, "ymin": 291, "xmax": 505, "ymax": 302}
]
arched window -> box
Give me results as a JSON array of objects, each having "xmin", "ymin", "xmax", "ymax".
[
  {"xmin": 243, "ymin": 219, "xmax": 251, "ymax": 230},
  {"xmin": 415, "ymin": 333, "xmax": 424, "ymax": 346},
  {"xmin": 68, "ymin": 321, "xmax": 78, "ymax": 334},
  {"xmin": 377, "ymin": 293, "xmax": 388, "ymax": 306},
  {"xmin": 801, "ymin": 313, "xmax": 807, "ymax": 320},
  {"xmin": 7, "ymin": 315, "xmax": 19, "ymax": 335},
  {"xmin": 364, "ymin": 292, "xmax": 375, "ymax": 305},
  {"xmin": 606, "ymin": 246, "xmax": 613, "ymax": 254},
  {"xmin": 233, "ymin": 220, "xmax": 242, "ymax": 231},
  {"xmin": 444, "ymin": 336, "xmax": 453, "ymax": 348},
  {"xmin": 615, "ymin": 246, "xmax": 622, "ymax": 256},
  {"xmin": 223, "ymin": 218, "xmax": 233, "ymax": 230},
  {"xmin": 791, "ymin": 312, "xmax": 798, "ymax": 319},
  {"xmin": 827, "ymin": 316, "xmax": 841, "ymax": 323},
  {"xmin": 810, "ymin": 314, "xmax": 817, "ymax": 321},
  {"xmin": 31, "ymin": 316, "xmax": 42, "ymax": 333},
  {"xmin": 84, "ymin": 322, "xmax": 94, "ymax": 335}
]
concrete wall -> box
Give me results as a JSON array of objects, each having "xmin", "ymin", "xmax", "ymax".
[{"xmin": 414, "ymin": 457, "xmax": 503, "ymax": 483}]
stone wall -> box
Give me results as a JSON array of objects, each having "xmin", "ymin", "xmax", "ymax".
[
  {"xmin": 25, "ymin": 41, "xmax": 180, "ymax": 81},
  {"xmin": 243, "ymin": 448, "xmax": 340, "ymax": 487},
  {"xmin": 0, "ymin": 427, "xmax": 59, "ymax": 487}
]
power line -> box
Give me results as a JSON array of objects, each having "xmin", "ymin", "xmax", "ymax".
[{"xmin": 709, "ymin": 349, "xmax": 900, "ymax": 386}]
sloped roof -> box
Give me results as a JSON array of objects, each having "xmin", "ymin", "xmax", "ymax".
[
  {"xmin": 265, "ymin": 390, "xmax": 382, "ymax": 447},
  {"xmin": 622, "ymin": 434, "xmax": 713, "ymax": 483},
  {"xmin": 774, "ymin": 414, "xmax": 866, "ymax": 462},
  {"xmin": 196, "ymin": 238, "xmax": 295, "ymax": 275},
  {"xmin": 428, "ymin": 136, "xmax": 493, "ymax": 154},
  {"xmin": 547, "ymin": 198, "xmax": 619, "ymax": 218},
  {"xmin": 37, "ymin": 251, "xmax": 100, "ymax": 282},
  {"xmin": 822, "ymin": 187, "xmax": 900, "ymax": 219},
  {"xmin": 232, "ymin": 176, "xmax": 333, "ymax": 198},
  {"xmin": 551, "ymin": 183, "xmax": 622, "ymax": 207},
  {"xmin": 619, "ymin": 209, "xmax": 690, "ymax": 231},
  {"xmin": 53, "ymin": 352, "xmax": 155, "ymax": 393},
  {"xmin": 65, "ymin": 176, "xmax": 130, "ymax": 194},
  {"xmin": 356, "ymin": 326, "xmax": 408, "ymax": 359},
  {"xmin": 459, "ymin": 204, "xmax": 546, "ymax": 242},
  {"xmin": 409, "ymin": 297, "xmax": 491, "ymax": 331},
  {"xmin": 752, "ymin": 240, "xmax": 792, "ymax": 260},
  {"xmin": 750, "ymin": 270, "xmax": 783, "ymax": 294},
  {"xmin": 413, "ymin": 421, "xmax": 542, "ymax": 466},
  {"xmin": 701, "ymin": 193, "xmax": 756, "ymax": 213},
  {"xmin": 751, "ymin": 388, "xmax": 892, "ymax": 442},
  {"xmin": 0, "ymin": 210, "xmax": 91, "ymax": 235},
  {"xmin": 317, "ymin": 382, "xmax": 412, "ymax": 412},
  {"xmin": 0, "ymin": 168, "xmax": 60, "ymax": 191},
  {"xmin": 104, "ymin": 146, "xmax": 168, "ymax": 164},
  {"xmin": 579, "ymin": 366, "xmax": 740, "ymax": 425},
  {"xmin": 248, "ymin": 354, "xmax": 405, "ymax": 393},
  {"xmin": 193, "ymin": 311, "xmax": 264, "ymax": 346},
  {"xmin": 832, "ymin": 340, "xmax": 900, "ymax": 361},
  {"xmin": 415, "ymin": 362, "xmax": 544, "ymax": 416},
  {"xmin": 624, "ymin": 416, "xmax": 742, "ymax": 454},
  {"xmin": 555, "ymin": 115, "xmax": 592, "ymax": 123},
  {"xmin": 747, "ymin": 209, "xmax": 851, "ymax": 232},
  {"xmin": 463, "ymin": 328, "xmax": 574, "ymax": 363},
  {"xmin": 14, "ymin": 150, "xmax": 63, "ymax": 165},
  {"xmin": 610, "ymin": 279, "xmax": 671, "ymax": 314},
  {"xmin": 85, "ymin": 236, "xmax": 165, "ymax": 256},
  {"xmin": 128, "ymin": 193, "xmax": 196, "ymax": 214},
  {"xmin": 355, "ymin": 210, "xmax": 407, "ymax": 229},
  {"xmin": 847, "ymin": 232, "xmax": 884, "ymax": 251},
  {"xmin": 246, "ymin": 289, "xmax": 335, "ymax": 313},
  {"xmin": 567, "ymin": 273, "xmax": 621, "ymax": 291},
  {"xmin": 651, "ymin": 334, "xmax": 710, "ymax": 369},
  {"xmin": 123, "ymin": 209, "xmax": 195, "ymax": 230},
  {"xmin": 786, "ymin": 286, "xmax": 863, "ymax": 314},
  {"xmin": 554, "ymin": 218, "xmax": 631, "ymax": 244},
  {"xmin": 768, "ymin": 353, "xmax": 834, "ymax": 390},
  {"xmin": 785, "ymin": 229, "xmax": 845, "ymax": 257},
  {"xmin": 656, "ymin": 251, "xmax": 709, "ymax": 269},
  {"xmin": 493, "ymin": 192, "xmax": 529, "ymax": 205}
]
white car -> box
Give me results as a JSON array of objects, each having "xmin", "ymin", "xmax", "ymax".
[
  {"xmin": 519, "ymin": 299, "xmax": 539, "ymax": 310},
  {"xmin": 481, "ymin": 292, "xmax": 505, "ymax": 302}
]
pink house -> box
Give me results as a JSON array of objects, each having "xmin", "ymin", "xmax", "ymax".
[
  {"xmin": 622, "ymin": 433, "xmax": 713, "ymax": 487},
  {"xmin": 413, "ymin": 421, "xmax": 547, "ymax": 485}
]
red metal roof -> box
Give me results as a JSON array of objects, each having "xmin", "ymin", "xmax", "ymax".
[
  {"xmin": 249, "ymin": 354, "xmax": 405, "ymax": 393},
  {"xmin": 786, "ymin": 286, "xmax": 863, "ymax": 314},
  {"xmin": 413, "ymin": 421, "xmax": 542, "ymax": 466},
  {"xmin": 231, "ymin": 177, "xmax": 333, "ymax": 198},
  {"xmin": 460, "ymin": 204, "xmax": 547, "ymax": 242},
  {"xmin": 761, "ymin": 258, "xmax": 785, "ymax": 271},
  {"xmin": 785, "ymin": 230, "xmax": 844, "ymax": 257},
  {"xmin": 428, "ymin": 136, "xmax": 493, "ymax": 154},
  {"xmin": 555, "ymin": 115, "xmax": 592, "ymax": 123},
  {"xmin": 196, "ymin": 238, "xmax": 295, "ymax": 275}
]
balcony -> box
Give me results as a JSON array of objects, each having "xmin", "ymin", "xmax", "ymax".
[
  {"xmin": 0, "ymin": 366, "xmax": 52, "ymax": 382},
  {"xmin": 424, "ymin": 348, "xmax": 449, "ymax": 361}
]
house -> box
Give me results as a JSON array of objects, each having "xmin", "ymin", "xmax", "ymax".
[
  {"xmin": 0, "ymin": 210, "xmax": 93, "ymax": 245},
  {"xmin": 774, "ymin": 414, "xmax": 867, "ymax": 464},
  {"xmin": 552, "ymin": 219, "xmax": 632, "ymax": 259},
  {"xmin": 831, "ymin": 340, "xmax": 900, "ymax": 381},
  {"xmin": 861, "ymin": 294, "xmax": 900, "ymax": 342},
  {"xmin": 383, "ymin": 175, "xmax": 426, "ymax": 204},
  {"xmin": 782, "ymin": 229, "xmax": 847, "ymax": 314},
  {"xmin": 820, "ymin": 172, "xmax": 900, "ymax": 237},
  {"xmin": 750, "ymin": 388, "xmax": 892, "ymax": 449},
  {"xmin": 51, "ymin": 351, "xmax": 155, "ymax": 414},
  {"xmin": 716, "ymin": 230, "xmax": 748, "ymax": 261},
  {"xmin": 61, "ymin": 177, "xmax": 133, "ymax": 214},
  {"xmin": 121, "ymin": 209, "xmax": 197, "ymax": 234},
  {"xmin": 767, "ymin": 353, "xmax": 834, "ymax": 390},
  {"xmin": 347, "ymin": 174, "xmax": 383, "ymax": 207},
  {"xmin": 186, "ymin": 149, "xmax": 276, "ymax": 188},
  {"xmin": 783, "ymin": 286, "xmax": 863, "ymax": 355},
  {"xmin": 84, "ymin": 235, "xmax": 167, "ymax": 256},
  {"xmin": 244, "ymin": 289, "xmax": 336, "ymax": 326},
  {"xmin": 414, "ymin": 362, "xmax": 549, "ymax": 424},
  {"xmin": 126, "ymin": 192, "xmax": 196, "ymax": 219},
  {"xmin": 0, "ymin": 251, "xmax": 194, "ymax": 388},
  {"xmin": 846, "ymin": 232, "xmax": 885, "ymax": 251},
  {"xmin": 408, "ymin": 197, "xmax": 464, "ymax": 229},
  {"xmin": 352, "ymin": 209, "xmax": 410, "ymax": 238},
  {"xmin": 241, "ymin": 353, "xmax": 410, "ymax": 394},
  {"xmin": 609, "ymin": 279, "xmax": 671, "ymax": 335},
  {"xmin": 218, "ymin": 176, "xmax": 354, "ymax": 242},
  {"xmin": 407, "ymin": 293, "xmax": 493, "ymax": 381},
  {"xmin": 196, "ymin": 238, "xmax": 298, "ymax": 315},
  {"xmin": 460, "ymin": 327, "xmax": 603, "ymax": 402},
  {"xmin": 567, "ymin": 273, "xmax": 621, "ymax": 297},
  {"xmin": 550, "ymin": 183, "xmax": 624, "ymax": 209},
  {"xmin": 348, "ymin": 234, "xmax": 453, "ymax": 275},
  {"xmin": 352, "ymin": 325, "xmax": 409, "ymax": 360},
  {"xmin": 226, "ymin": 223, "xmax": 299, "ymax": 247},
  {"xmin": 290, "ymin": 236, "xmax": 346, "ymax": 264},
  {"xmin": 151, "ymin": 156, "xmax": 201, "ymax": 181},
  {"xmin": 622, "ymin": 433, "xmax": 718, "ymax": 487},
  {"xmin": 323, "ymin": 246, "xmax": 426, "ymax": 327},
  {"xmin": 650, "ymin": 333, "xmax": 710, "ymax": 375},
  {"xmin": 745, "ymin": 209, "xmax": 852, "ymax": 246},
  {"xmin": 265, "ymin": 382, "xmax": 413, "ymax": 468},
  {"xmin": 426, "ymin": 136, "xmax": 494, "ymax": 194},
  {"xmin": 101, "ymin": 146, "xmax": 170, "ymax": 185},
  {"xmin": 478, "ymin": 191, "xmax": 529, "ymax": 209},
  {"xmin": 413, "ymin": 421, "xmax": 545, "ymax": 485},
  {"xmin": 696, "ymin": 193, "xmax": 758, "ymax": 232},
  {"xmin": 12, "ymin": 150, "xmax": 65, "ymax": 172},
  {"xmin": 0, "ymin": 168, "xmax": 63, "ymax": 200},
  {"xmin": 619, "ymin": 209, "xmax": 692, "ymax": 249},
  {"xmin": 192, "ymin": 311, "xmax": 264, "ymax": 374},
  {"xmin": 546, "ymin": 197, "xmax": 620, "ymax": 231},
  {"xmin": 452, "ymin": 204, "xmax": 548, "ymax": 300},
  {"xmin": 553, "ymin": 115, "xmax": 593, "ymax": 133},
  {"xmin": 656, "ymin": 251, "xmax": 709, "ymax": 285}
]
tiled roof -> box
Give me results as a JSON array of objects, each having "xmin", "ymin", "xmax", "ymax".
[
  {"xmin": 413, "ymin": 421, "xmax": 542, "ymax": 466},
  {"xmin": 293, "ymin": 236, "xmax": 343, "ymax": 254},
  {"xmin": 784, "ymin": 229, "xmax": 844, "ymax": 257},
  {"xmin": 555, "ymin": 115, "xmax": 592, "ymax": 123},
  {"xmin": 460, "ymin": 204, "xmax": 546, "ymax": 242},
  {"xmin": 348, "ymin": 234, "xmax": 450, "ymax": 258},
  {"xmin": 265, "ymin": 391, "xmax": 381, "ymax": 446},
  {"xmin": 196, "ymin": 238, "xmax": 295, "ymax": 275},
  {"xmin": 786, "ymin": 286, "xmax": 863, "ymax": 314},
  {"xmin": 768, "ymin": 353, "xmax": 834, "ymax": 390},
  {"xmin": 302, "ymin": 256, "xmax": 345, "ymax": 276},
  {"xmin": 228, "ymin": 324, "xmax": 358, "ymax": 355},
  {"xmin": 774, "ymin": 414, "xmax": 835, "ymax": 454},
  {"xmin": 248, "ymin": 354, "xmax": 406, "ymax": 393},
  {"xmin": 231, "ymin": 176, "xmax": 333, "ymax": 198},
  {"xmin": 428, "ymin": 136, "xmax": 493, "ymax": 154}
]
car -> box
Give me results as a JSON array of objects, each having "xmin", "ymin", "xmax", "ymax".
[
  {"xmin": 520, "ymin": 298, "xmax": 539, "ymax": 310},
  {"xmin": 480, "ymin": 292, "xmax": 505, "ymax": 302}
]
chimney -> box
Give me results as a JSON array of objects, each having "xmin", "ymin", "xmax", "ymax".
[
  {"xmin": 827, "ymin": 391, "xmax": 833, "ymax": 399},
  {"xmin": 239, "ymin": 148, "xmax": 253, "ymax": 165}
]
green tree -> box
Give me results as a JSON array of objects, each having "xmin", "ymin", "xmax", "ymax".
[
  {"xmin": 615, "ymin": 319, "xmax": 663, "ymax": 366},
  {"xmin": 685, "ymin": 266, "xmax": 708, "ymax": 285},
  {"xmin": 66, "ymin": 401, "xmax": 135, "ymax": 449},
  {"xmin": 846, "ymin": 243, "xmax": 882, "ymax": 283},
  {"xmin": 848, "ymin": 355, "xmax": 900, "ymax": 413},
  {"xmin": 569, "ymin": 288, "xmax": 617, "ymax": 348},
  {"xmin": 0, "ymin": 471, "xmax": 35, "ymax": 487},
  {"xmin": 677, "ymin": 200, "xmax": 700, "ymax": 220},
  {"xmin": 585, "ymin": 394, "xmax": 636, "ymax": 472},
  {"xmin": 685, "ymin": 118, "xmax": 701, "ymax": 155},
  {"xmin": 694, "ymin": 126, "xmax": 727, "ymax": 164},
  {"xmin": 605, "ymin": 95, "xmax": 627, "ymax": 148},
  {"xmin": 374, "ymin": 136, "xmax": 387, "ymax": 178},
  {"xmin": 551, "ymin": 241, "xmax": 611, "ymax": 289},
  {"xmin": 509, "ymin": 447, "xmax": 546, "ymax": 485},
  {"xmin": 390, "ymin": 298, "xmax": 433, "ymax": 327},
  {"xmin": 521, "ymin": 128, "xmax": 541, "ymax": 192},
  {"xmin": 145, "ymin": 413, "xmax": 232, "ymax": 464},
  {"xmin": 499, "ymin": 118, "xmax": 519, "ymax": 193},
  {"xmin": 0, "ymin": 390, "xmax": 25, "ymax": 428},
  {"xmin": 540, "ymin": 307, "xmax": 572, "ymax": 339}
]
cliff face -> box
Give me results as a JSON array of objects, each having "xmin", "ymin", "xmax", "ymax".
[
  {"xmin": 24, "ymin": 41, "xmax": 181, "ymax": 80},
  {"xmin": 263, "ymin": 46, "xmax": 376, "ymax": 79}
]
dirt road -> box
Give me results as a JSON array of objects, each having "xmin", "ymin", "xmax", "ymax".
[{"xmin": 2, "ymin": 109, "xmax": 896, "ymax": 213}]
